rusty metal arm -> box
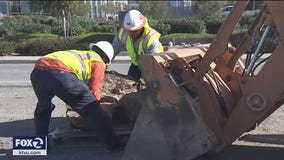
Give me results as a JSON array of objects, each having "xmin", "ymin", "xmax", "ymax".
[{"xmin": 194, "ymin": 1, "xmax": 249, "ymax": 81}]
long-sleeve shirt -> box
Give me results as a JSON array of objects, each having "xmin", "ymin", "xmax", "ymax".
[
  {"xmin": 35, "ymin": 58, "xmax": 105, "ymax": 100},
  {"xmin": 112, "ymin": 32, "xmax": 162, "ymax": 60}
]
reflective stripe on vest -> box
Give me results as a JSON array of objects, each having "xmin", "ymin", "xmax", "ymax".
[
  {"xmin": 66, "ymin": 50, "xmax": 86, "ymax": 80},
  {"xmin": 142, "ymin": 29, "xmax": 161, "ymax": 52},
  {"xmin": 118, "ymin": 27, "xmax": 163, "ymax": 65},
  {"xmin": 44, "ymin": 50, "xmax": 105, "ymax": 80},
  {"xmin": 119, "ymin": 28, "xmax": 128, "ymax": 45}
]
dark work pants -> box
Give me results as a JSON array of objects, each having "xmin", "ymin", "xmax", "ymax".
[
  {"xmin": 30, "ymin": 67, "xmax": 119, "ymax": 147},
  {"xmin": 127, "ymin": 63, "xmax": 141, "ymax": 81}
]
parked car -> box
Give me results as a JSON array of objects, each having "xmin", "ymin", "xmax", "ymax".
[
  {"xmin": 110, "ymin": 13, "xmax": 118, "ymax": 22},
  {"xmin": 222, "ymin": 5, "xmax": 259, "ymax": 16},
  {"xmin": 222, "ymin": 5, "xmax": 234, "ymax": 16}
]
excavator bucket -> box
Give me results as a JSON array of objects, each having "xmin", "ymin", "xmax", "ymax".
[
  {"xmin": 122, "ymin": 1, "xmax": 284, "ymax": 159},
  {"xmin": 122, "ymin": 49, "xmax": 214, "ymax": 160}
]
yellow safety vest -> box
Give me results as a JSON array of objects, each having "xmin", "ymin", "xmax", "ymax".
[
  {"xmin": 44, "ymin": 50, "xmax": 105, "ymax": 81},
  {"xmin": 118, "ymin": 24, "xmax": 164, "ymax": 65}
]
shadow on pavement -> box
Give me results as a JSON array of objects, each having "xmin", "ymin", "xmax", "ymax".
[
  {"xmin": 195, "ymin": 144, "xmax": 284, "ymax": 160},
  {"xmin": 0, "ymin": 117, "xmax": 69, "ymax": 136},
  {"xmin": 239, "ymin": 134, "xmax": 284, "ymax": 145},
  {"xmin": 0, "ymin": 117, "xmax": 123, "ymax": 160},
  {"xmin": 0, "ymin": 118, "xmax": 283, "ymax": 160}
]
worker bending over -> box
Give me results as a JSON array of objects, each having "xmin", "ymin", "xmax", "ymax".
[{"xmin": 30, "ymin": 41, "xmax": 122, "ymax": 151}]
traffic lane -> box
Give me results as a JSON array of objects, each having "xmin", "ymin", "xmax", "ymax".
[
  {"xmin": 0, "ymin": 63, "xmax": 33, "ymax": 86},
  {"xmin": 0, "ymin": 63, "xmax": 130, "ymax": 87},
  {"xmin": 108, "ymin": 63, "xmax": 129, "ymax": 75}
]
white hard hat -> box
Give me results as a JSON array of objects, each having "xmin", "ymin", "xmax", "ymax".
[
  {"xmin": 122, "ymin": 10, "xmax": 146, "ymax": 32},
  {"xmin": 89, "ymin": 41, "xmax": 114, "ymax": 63}
]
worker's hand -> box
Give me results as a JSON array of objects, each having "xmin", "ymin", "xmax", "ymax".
[
  {"xmin": 136, "ymin": 78, "xmax": 147, "ymax": 91},
  {"xmin": 227, "ymin": 42, "xmax": 236, "ymax": 53}
]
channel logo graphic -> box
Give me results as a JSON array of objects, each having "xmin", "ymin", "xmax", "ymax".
[{"xmin": 13, "ymin": 136, "xmax": 47, "ymax": 156}]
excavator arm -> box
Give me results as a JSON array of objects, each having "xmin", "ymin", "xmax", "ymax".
[{"xmin": 122, "ymin": 1, "xmax": 284, "ymax": 160}]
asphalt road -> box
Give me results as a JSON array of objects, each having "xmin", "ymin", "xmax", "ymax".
[
  {"xmin": 0, "ymin": 87, "xmax": 283, "ymax": 160},
  {"xmin": 0, "ymin": 54, "xmax": 283, "ymax": 160},
  {"xmin": 0, "ymin": 63, "xmax": 130, "ymax": 87},
  {"xmin": 0, "ymin": 61, "xmax": 131, "ymax": 159}
]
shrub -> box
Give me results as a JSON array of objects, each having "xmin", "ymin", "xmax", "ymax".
[
  {"xmin": 0, "ymin": 40, "xmax": 16, "ymax": 56},
  {"xmin": 15, "ymin": 38, "xmax": 86, "ymax": 56},
  {"xmin": 205, "ymin": 18, "xmax": 225, "ymax": 34},
  {"xmin": 4, "ymin": 33, "xmax": 58, "ymax": 43},
  {"xmin": 260, "ymin": 37, "xmax": 280, "ymax": 53},
  {"xmin": 72, "ymin": 16, "xmax": 96, "ymax": 33},
  {"xmin": 260, "ymin": 27, "xmax": 280, "ymax": 53},
  {"xmin": 161, "ymin": 18, "xmax": 204, "ymax": 34},
  {"xmin": 69, "ymin": 23, "xmax": 86, "ymax": 36},
  {"xmin": 51, "ymin": 25, "xmax": 86, "ymax": 37},
  {"xmin": 92, "ymin": 23, "xmax": 118, "ymax": 33},
  {"xmin": 15, "ymin": 39, "xmax": 36, "ymax": 55},
  {"xmin": 239, "ymin": 14, "xmax": 257, "ymax": 28},
  {"xmin": 14, "ymin": 32, "xmax": 116, "ymax": 56},
  {"xmin": 229, "ymin": 28, "xmax": 279, "ymax": 53},
  {"xmin": 0, "ymin": 26, "xmax": 11, "ymax": 38},
  {"xmin": 39, "ymin": 16, "xmax": 58, "ymax": 26},
  {"xmin": 77, "ymin": 33, "xmax": 115, "ymax": 44},
  {"xmin": 147, "ymin": 18, "xmax": 159, "ymax": 26},
  {"xmin": 20, "ymin": 24, "xmax": 52, "ymax": 34},
  {"xmin": 3, "ymin": 15, "xmax": 54, "ymax": 34},
  {"xmin": 230, "ymin": 29, "xmax": 247, "ymax": 46},
  {"xmin": 152, "ymin": 23, "xmax": 171, "ymax": 35}
]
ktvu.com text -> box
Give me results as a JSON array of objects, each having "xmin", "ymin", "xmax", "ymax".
[{"xmin": 13, "ymin": 136, "xmax": 47, "ymax": 156}]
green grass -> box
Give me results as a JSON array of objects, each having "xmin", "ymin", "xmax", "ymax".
[
  {"xmin": 73, "ymin": 32, "xmax": 114, "ymax": 40},
  {"xmin": 160, "ymin": 28, "xmax": 248, "ymax": 39},
  {"xmin": 161, "ymin": 32, "xmax": 216, "ymax": 39}
]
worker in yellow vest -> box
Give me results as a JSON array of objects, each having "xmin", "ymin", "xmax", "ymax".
[
  {"xmin": 112, "ymin": 10, "xmax": 164, "ymax": 81},
  {"xmin": 30, "ymin": 41, "xmax": 122, "ymax": 151}
]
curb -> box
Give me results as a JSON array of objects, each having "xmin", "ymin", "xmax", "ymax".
[{"xmin": 0, "ymin": 56, "xmax": 131, "ymax": 64}]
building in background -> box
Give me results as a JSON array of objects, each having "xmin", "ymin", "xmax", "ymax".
[
  {"xmin": 0, "ymin": 0, "xmax": 128, "ymax": 18},
  {"xmin": 168, "ymin": 0, "xmax": 196, "ymax": 19},
  {"xmin": 88, "ymin": 0, "xmax": 127, "ymax": 19},
  {"xmin": 128, "ymin": 0, "xmax": 139, "ymax": 10},
  {"xmin": 0, "ymin": 0, "xmax": 199, "ymax": 19},
  {"xmin": 0, "ymin": 0, "xmax": 30, "ymax": 15}
]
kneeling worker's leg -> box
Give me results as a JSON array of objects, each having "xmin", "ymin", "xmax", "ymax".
[
  {"xmin": 31, "ymin": 68, "xmax": 54, "ymax": 136},
  {"xmin": 54, "ymin": 73, "xmax": 120, "ymax": 149}
]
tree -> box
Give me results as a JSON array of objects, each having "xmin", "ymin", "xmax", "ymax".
[
  {"xmin": 101, "ymin": 2, "xmax": 121, "ymax": 15},
  {"xmin": 28, "ymin": 1, "xmax": 51, "ymax": 14},
  {"xmin": 30, "ymin": 1, "xmax": 90, "ymax": 38},
  {"xmin": 48, "ymin": 1, "xmax": 90, "ymax": 17},
  {"xmin": 247, "ymin": 0, "xmax": 264, "ymax": 10},
  {"xmin": 195, "ymin": 1, "xmax": 226, "ymax": 19},
  {"xmin": 137, "ymin": 1, "xmax": 168, "ymax": 19}
]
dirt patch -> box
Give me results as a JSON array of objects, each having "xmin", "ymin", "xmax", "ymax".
[{"xmin": 101, "ymin": 71, "xmax": 138, "ymax": 100}]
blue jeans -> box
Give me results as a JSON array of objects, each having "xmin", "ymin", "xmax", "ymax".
[{"xmin": 30, "ymin": 67, "xmax": 119, "ymax": 147}]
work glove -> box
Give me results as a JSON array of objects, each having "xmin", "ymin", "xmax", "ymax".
[{"xmin": 136, "ymin": 78, "xmax": 147, "ymax": 91}]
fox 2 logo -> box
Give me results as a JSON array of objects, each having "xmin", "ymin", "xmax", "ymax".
[{"xmin": 13, "ymin": 136, "xmax": 46, "ymax": 149}]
